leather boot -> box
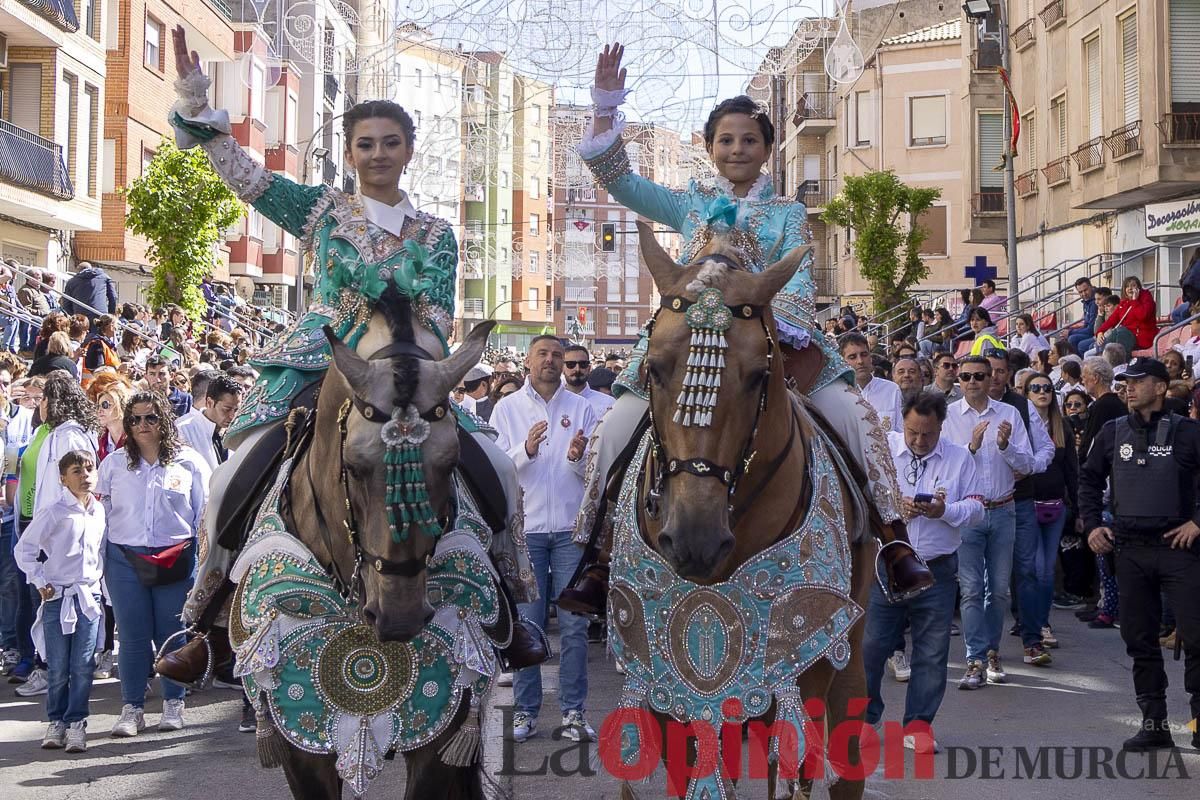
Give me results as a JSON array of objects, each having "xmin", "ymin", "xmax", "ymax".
[
  {"xmin": 1121, "ymin": 719, "xmax": 1175, "ymax": 751},
  {"xmin": 498, "ymin": 619, "xmax": 552, "ymax": 671},
  {"xmin": 155, "ymin": 626, "xmax": 233, "ymax": 686},
  {"xmin": 876, "ymin": 519, "xmax": 936, "ymax": 601},
  {"xmin": 556, "ymin": 564, "xmax": 609, "ymax": 620}
]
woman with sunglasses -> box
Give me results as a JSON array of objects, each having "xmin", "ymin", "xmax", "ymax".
[
  {"xmin": 1016, "ymin": 372, "xmax": 1079, "ymax": 664},
  {"xmin": 90, "ymin": 379, "xmax": 132, "ymax": 464},
  {"xmin": 98, "ymin": 391, "xmax": 211, "ymax": 737}
]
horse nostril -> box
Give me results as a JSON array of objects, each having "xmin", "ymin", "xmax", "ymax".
[
  {"xmin": 362, "ymin": 608, "xmax": 378, "ymax": 627},
  {"xmin": 713, "ymin": 536, "xmax": 734, "ymax": 567},
  {"xmin": 657, "ymin": 531, "xmax": 675, "ymax": 556}
]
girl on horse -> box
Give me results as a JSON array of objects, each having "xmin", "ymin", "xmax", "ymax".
[{"xmin": 562, "ymin": 44, "xmax": 931, "ymax": 613}]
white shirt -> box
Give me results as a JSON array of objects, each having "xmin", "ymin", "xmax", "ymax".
[
  {"xmin": 1011, "ymin": 330, "xmax": 1050, "ymax": 359},
  {"xmin": 490, "ymin": 379, "xmax": 598, "ymax": 534},
  {"xmin": 176, "ymin": 408, "xmax": 231, "ymax": 470},
  {"xmin": 1022, "ymin": 397, "xmax": 1056, "ymax": 474},
  {"xmin": 97, "ymin": 446, "xmax": 212, "ymax": 548},
  {"xmin": 361, "ymin": 193, "xmax": 417, "ymax": 238},
  {"xmin": 579, "ymin": 385, "xmax": 615, "ymax": 419},
  {"xmin": 861, "ymin": 376, "xmax": 904, "ymax": 433},
  {"xmin": 942, "ymin": 397, "xmax": 1036, "ymax": 501},
  {"xmin": 888, "ymin": 432, "xmax": 984, "ymax": 559}
]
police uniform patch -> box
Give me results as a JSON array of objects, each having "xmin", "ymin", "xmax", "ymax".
[{"xmin": 1119, "ymin": 443, "xmax": 1134, "ymax": 461}]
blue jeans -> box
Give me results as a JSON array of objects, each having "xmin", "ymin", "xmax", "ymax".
[
  {"xmin": 864, "ymin": 554, "xmax": 959, "ymax": 726},
  {"xmin": 957, "ymin": 502, "xmax": 1016, "ymax": 662},
  {"xmin": 1171, "ymin": 303, "xmax": 1191, "ymax": 324},
  {"xmin": 513, "ymin": 530, "xmax": 589, "ymax": 717},
  {"xmin": 42, "ymin": 594, "xmax": 101, "ymax": 723},
  {"xmin": 0, "ymin": 521, "xmax": 20, "ymax": 650},
  {"xmin": 105, "ymin": 541, "xmax": 194, "ymax": 706},
  {"xmin": 1067, "ymin": 330, "xmax": 1094, "ymax": 356},
  {"xmin": 1015, "ymin": 500, "xmax": 1067, "ymax": 647}
]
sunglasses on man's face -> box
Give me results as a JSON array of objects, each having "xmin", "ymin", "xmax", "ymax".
[
  {"xmin": 130, "ymin": 414, "xmax": 161, "ymax": 427},
  {"xmin": 958, "ymin": 372, "xmax": 989, "ymax": 383},
  {"xmin": 563, "ymin": 360, "xmax": 589, "ymax": 369}
]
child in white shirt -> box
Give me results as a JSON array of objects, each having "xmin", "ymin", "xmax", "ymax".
[{"xmin": 14, "ymin": 450, "xmax": 105, "ymax": 753}]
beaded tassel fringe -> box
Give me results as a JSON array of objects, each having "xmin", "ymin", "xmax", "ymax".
[
  {"xmin": 673, "ymin": 328, "xmax": 727, "ymax": 428},
  {"xmin": 385, "ymin": 442, "xmax": 439, "ymax": 540}
]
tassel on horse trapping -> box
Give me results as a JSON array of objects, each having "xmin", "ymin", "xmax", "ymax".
[
  {"xmin": 256, "ymin": 707, "xmax": 287, "ymax": 769},
  {"xmin": 438, "ymin": 705, "xmax": 482, "ymax": 767}
]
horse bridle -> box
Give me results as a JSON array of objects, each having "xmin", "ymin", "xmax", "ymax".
[
  {"xmin": 644, "ymin": 285, "xmax": 785, "ymax": 516},
  {"xmin": 307, "ymin": 338, "xmax": 452, "ymax": 602}
]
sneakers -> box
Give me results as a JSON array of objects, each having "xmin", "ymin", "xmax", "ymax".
[
  {"xmin": 1052, "ymin": 592, "xmax": 1087, "ymax": 610},
  {"xmin": 0, "ymin": 648, "xmax": 19, "ymax": 676},
  {"xmin": 159, "ymin": 699, "xmax": 186, "ymax": 731},
  {"xmin": 1088, "ymin": 614, "xmax": 1117, "ymax": 629},
  {"xmin": 94, "ymin": 650, "xmax": 114, "ymax": 679},
  {"xmin": 496, "ymin": 671, "xmax": 514, "ymax": 687},
  {"xmin": 958, "ymin": 660, "xmax": 985, "ymax": 690},
  {"xmin": 1023, "ymin": 644, "xmax": 1052, "ymax": 666},
  {"xmin": 41, "ymin": 721, "xmax": 66, "ymax": 749},
  {"xmin": 1040, "ymin": 626, "xmax": 1059, "ymax": 649},
  {"xmin": 1076, "ymin": 608, "xmax": 1100, "ymax": 622},
  {"xmin": 903, "ymin": 733, "xmax": 941, "ymax": 754},
  {"xmin": 239, "ymin": 704, "xmax": 257, "ymax": 733},
  {"xmin": 886, "ymin": 651, "xmax": 911, "ymax": 682},
  {"xmin": 985, "ymin": 651, "xmax": 1006, "ymax": 683},
  {"xmin": 511, "ymin": 711, "xmax": 537, "ymax": 742},
  {"xmin": 8, "ymin": 658, "xmax": 33, "ymax": 683},
  {"xmin": 65, "ymin": 721, "xmax": 87, "ymax": 753},
  {"xmin": 15, "ymin": 668, "xmax": 48, "ymax": 696},
  {"xmin": 560, "ymin": 710, "xmax": 596, "ymax": 742},
  {"xmin": 111, "ymin": 704, "xmax": 146, "ymax": 737}
]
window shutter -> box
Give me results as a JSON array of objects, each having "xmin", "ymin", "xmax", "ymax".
[
  {"xmin": 1085, "ymin": 37, "xmax": 1102, "ymax": 140},
  {"xmin": 1121, "ymin": 14, "xmax": 1139, "ymax": 124},
  {"xmin": 1054, "ymin": 97, "xmax": 1068, "ymax": 158},
  {"xmin": 910, "ymin": 96, "xmax": 946, "ymax": 144},
  {"xmin": 855, "ymin": 91, "xmax": 873, "ymax": 145},
  {"xmin": 978, "ymin": 112, "xmax": 1004, "ymax": 188},
  {"xmin": 8, "ymin": 64, "xmax": 42, "ymax": 135},
  {"xmin": 1023, "ymin": 112, "xmax": 1037, "ymax": 168},
  {"xmin": 1170, "ymin": 0, "xmax": 1200, "ymax": 104}
]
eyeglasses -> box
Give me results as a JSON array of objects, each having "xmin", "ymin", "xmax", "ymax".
[
  {"xmin": 905, "ymin": 454, "xmax": 927, "ymax": 486},
  {"xmin": 1064, "ymin": 402, "xmax": 1086, "ymax": 410},
  {"xmin": 99, "ymin": 400, "xmax": 115, "ymax": 410},
  {"xmin": 1027, "ymin": 384, "xmax": 1054, "ymax": 394},
  {"xmin": 958, "ymin": 372, "xmax": 989, "ymax": 382},
  {"xmin": 130, "ymin": 413, "xmax": 161, "ymax": 427},
  {"xmin": 563, "ymin": 360, "xmax": 589, "ymax": 369},
  {"xmin": 453, "ymin": 387, "xmax": 465, "ymax": 394},
  {"xmin": 938, "ymin": 362, "xmax": 958, "ymax": 370}
]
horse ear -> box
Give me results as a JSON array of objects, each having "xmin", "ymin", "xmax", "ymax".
[
  {"xmin": 427, "ymin": 320, "xmax": 497, "ymax": 398},
  {"xmin": 753, "ymin": 244, "xmax": 812, "ymax": 305},
  {"xmin": 637, "ymin": 221, "xmax": 678, "ymax": 291},
  {"xmin": 323, "ymin": 325, "xmax": 371, "ymax": 388}
]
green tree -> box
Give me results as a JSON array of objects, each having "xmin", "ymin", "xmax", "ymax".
[
  {"xmin": 823, "ymin": 170, "xmax": 941, "ymax": 313},
  {"xmin": 123, "ymin": 137, "xmax": 243, "ymax": 319}
]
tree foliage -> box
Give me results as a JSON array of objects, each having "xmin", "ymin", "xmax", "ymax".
[
  {"xmin": 123, "ymin": 138, "xmax": 243, "ymax": 319},
  {"xmin": 823, "ymin": 170, "xmax": 941, "ymax": 313}
]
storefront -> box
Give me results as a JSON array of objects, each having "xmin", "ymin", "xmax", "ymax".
[{"xmin": 1144, "ymin": 197, "xmax": 1200, "ymax": 310}]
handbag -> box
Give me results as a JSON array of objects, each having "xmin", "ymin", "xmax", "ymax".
[
  {"xmin": 1033, "ymin": 499, "xmax": 1065, "ymax": 525},
  {"xmin": 118, "ymin": 540, "xmax": 195, "ymax": 587}
]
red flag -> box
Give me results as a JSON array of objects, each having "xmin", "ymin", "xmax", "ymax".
[
  {"xmin": 994, "ymin": 67, "xmax": 1020, "ymax": 170},
  {"xmin": 573, "ymin": 220, "xmax": 590, "ymax": 231}
]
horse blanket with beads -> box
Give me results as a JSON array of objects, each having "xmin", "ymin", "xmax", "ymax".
[{"xmin": 228, "ymin": 457, "xmax": 506, "ymax": 797}]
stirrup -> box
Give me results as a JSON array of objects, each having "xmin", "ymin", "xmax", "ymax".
[
  {"xmin": 874, "ymin": 540, "xmax": 934, "ymax": 603},
  {"xmin": 154, "ymin": 627, "xmax": 213, "ymax": 688}
]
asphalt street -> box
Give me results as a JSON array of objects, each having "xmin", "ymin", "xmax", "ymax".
[{"xmin": 1, "ymin": 608, "xmax": 1197, "ymax": 799}]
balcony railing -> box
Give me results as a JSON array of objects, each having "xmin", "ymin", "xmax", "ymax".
[
  {"xmin": 1042, "ymin": 156, "xmax": 1070, "ymax": 186},
  {"xmin": 1157, "ymin": 113, "xmax": 1200, "ymax": 145},
  {"xmin": 321, "ymin": 155, "xmax": 337, "ymax": 186},
  {"xmin": 794, "ymin": 92, "xmax": 835, "ymax": 123},
  {"xmin": 324, "ymin": 73, "xmax": 339, "ymax": 104},
  {"xmin": 973, "ymin": 41, "xmax": 1003, "ymax": 71},
  {"xmin": 0, "ymin": 119, "xmax": 74, "ymax": 200},
  {"xmin": 342, "ymin": 175, "xmax": 356, "ymax": 195},
  {"xmin": 1104, "ymin": 121, "xmax": 1143, "ymax": 159},
  {"xmin": 971, "ymin": 189, "xmax": 1005, "ymax": 216},
  {"xmin": 18, "ymin": 0, "xmax": 79, "ymax": 31},
  {"xmin": 1012, "ymin": 19, "xmax": 1036, "ymax": 50},
  {"xmin": 462, "ymin": 298, "xmax": 484, "ymax": 318},
  {"xmin": 1015, "ymin": 170, "xmax": 1038, "ymax": 198},
  {"xmin": 1071, "ymin": 136, "xmax": 1105, "ymax": 172},
  {"xmin": 203, "ymin": 0, "xmax": 234, "ymax": 21},
  {"xmin": 796, "ymin": 179, "xmax": 835, "ymax": 208},
  {"xmin": 1039, "ymin": 0, "xmax": 1065, "ymax": 30},
  {"xmin": 813, "ymin": 266, "xmax": 836, "ymax": 297}
]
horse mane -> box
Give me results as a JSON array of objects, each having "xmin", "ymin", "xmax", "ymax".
[
  {"xmin": 684, "ymin": 238, "xmax": 751, "ymax": 294},
  {"xmin": 374, "ymin": 284, "xmax": 421, "ymax": 411}
]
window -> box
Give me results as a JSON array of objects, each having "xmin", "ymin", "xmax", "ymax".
[
  {"xmin": 1170, "ymin": 1, "xmax": 1200, "ymax": 110},
  {"xmin": 1084, "ymin": 35, "xmax": 1102, "ymax": 140},
  {"xmin": 625, "ymin": 276, "xmax": 638, "ymax": 300},
  {"xmin": 851, "ymin": 91, "xmax": 872, "ymax": 147},
  {"xmin": 102, "ymin": 139, "xmax": 115, "ymax": 193},
  {"xmin": 500, "ymin": 170, "xmax": 509, "ymax": 188},
  {"xmin": 1051, "ymin": 94, "xmax": 1068, "ymax": 158},
  {"xmin": 909, "ymin": 96, "xmax": 946, "ymax": 146},
  {"xmin": 528, "ymin": 252, "xmax": 539, "ymax": 273},
  {"xmin": 141, "ymin": 147, "xmax": 156, "ymax": 175},
  {"xmin": 527, "ymin": 287, "xmax": 538, "ymax": 312},
  {"xmin": 977, "ymin": 111, "xmax": 1005, "ymax": 191},
  {"xmin": 322, "ymin": 26, "xmax": 335, "ymax": 73},
  {"xmin": 529, "ymin": 176, "xmax": 539, "ymax": 199},
  {"xmin": 500, "ymin": 208, "xmax": 508, "ymax": 224},
  {"xmin": 1022, "ymin": 110, "xmax": 1036, "ymax": 169},
  {"xmin": 607, "ymin": 277, "xmax": 620, "ymax": 302},
  {"xmin": 145, "ymin": 17, "xmax": 163, "ymax": 70},
  {"xmin": 250, "ymin": 62, "xmax": 265, "ymax": 121},
  {"xmin": 1120, "ymin": 12, "xmax": 1139, "ymax": 126},
  {"xmin": 84, "ymin": 0, "xmax": 99, "ymax": 40},
  {"xmin": 7, "ymin": 64, "xmax": 41, "ymax": 135},
  {"xmin": 531, "ymin": 140, "xmax": 541, "ymax": 158},
  {"xmin": 916, "ymin": 206, "xmax": 948, "ymax": 256},
  {"xmin": 502, "ymin": 133, "xmax": 510, "ymax": 150},
  {"xmin": 606, "ymin": 310, "xmax": 620, "ymax": 332},
  {"xmin": 82, "ymin": 84, "xmax": 98, "ymax": 197},
  {"xmin": 414, "ymin": 68, "xmax": 423, "ymax": 87},
  {"xmin": 59, "ymin": 72, "xmax": 76, "ymax": 176},
  {"xmin": 413, "ymin": 110, "xmax": 422, "ymax": 127},
  {"xmin": 529, "ymin": 213, "xmax": 540, "ymax": 235},
  {"xmin": 286, "ymin": 94, "xmax": 298, "ymax": 146},
  {"xmin": 625, "ymin": 310, "xmax": 639, "ymax": 333}
]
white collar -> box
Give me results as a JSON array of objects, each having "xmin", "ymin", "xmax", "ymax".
[
  {"xmin": 360, "ymin": 193, "xmax": 417, "ymax": 238},
  {"xmin": 705, "ymin": 172, "xmax": 775, "ymax": 202}
]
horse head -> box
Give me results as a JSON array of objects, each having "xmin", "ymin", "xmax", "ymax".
[
  {"xmin": 316, "ymin": 292, "xmax": 495, "ymax": 642},
  {"xmin": 637, "ymin": 221, "xmax": 810, "ymax": 582}
]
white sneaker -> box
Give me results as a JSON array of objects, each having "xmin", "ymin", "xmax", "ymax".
[
  {"xmin": 903, "ymin": 734, "xmax": 941, "ymax": 754},
  {"xmin": 15, "ymin": 668, "xmax": 48, "ymax": 696},
  {"xmin": 887, "ymin": 651, "xmax": 911, "ymax": 683},
  {"xmin": 0, "ymin": 648, "xmax": 19, "ymax": 676},
  {"xmin": 985, "ymin": 650, "xmax": 1007, "ymax": 684},
  {"xmin": 496, "ymin": 671, "xmax": 513, "ymax": 687},
  {"xmin": 65, "ymin": 721, "xmax": 87, "ymax": 753},
  {"xmin": 1041, "ymin": 625, "xmax": 1059, "ymax": 649},
  {"xmin": 560, "ymin": 710, "xmax": 595, "ymax": 742},
  {"xmin": 511, "ymin": 711, "xmax": 537, "ymax": 742},
  {"xmin": 159, "ymin": 699, "xmax": 186, "ymax": 731},
  {"xmin": 93, "ymin": 651, "xmax": 114, "ymax": 679},
  {"xmin": 41, "ymin": 721, "xmax": 66, "ymax": 749},
  {"xmin": 111, "ymin": 704, "xmax": 145, "ymax": 737}
]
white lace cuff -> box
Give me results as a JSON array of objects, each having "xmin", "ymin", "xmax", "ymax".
[
  {"xmin": 174, "ymin": 71, "xmax": 213, "ymax": 116},
  {"xmin": 577, "ymin": 118, "xmax": 626, "ymax": 161},
  {"xmin": 199, "ymin": 137, "xmax": 272, "ymax": 202}
]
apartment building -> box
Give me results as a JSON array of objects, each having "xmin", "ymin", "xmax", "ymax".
[
  {"xmin": 964, "ymin": 0, "xmax": 1200, "ymax": 311},
  {"xmin": 0, "ymin": 0, "xmax": 107, "ymax": 274},
  {"xmin": 508, "ymin": 74, "xmax": 554, "ymax": 344}
]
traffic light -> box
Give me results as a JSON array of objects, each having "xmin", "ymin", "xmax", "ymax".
[{"xmin": 600, "ymin": 223, "xmax": 616, "ymax": 252}]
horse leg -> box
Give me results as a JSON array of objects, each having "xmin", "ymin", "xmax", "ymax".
[
  {"xmin": 824, "ymin": 541, "xmax": 872, "ymax": 800},
  {"xmin": 403, "ymin": 744, "xmax": 482, "ymax": 800},
  {"xmin": 278, "ymin": 745, "xmax": 341, "ymax": 800}
]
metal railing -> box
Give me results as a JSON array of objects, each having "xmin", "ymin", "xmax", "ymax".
[
  {"xmin": 0, "ymin": 120, "xmax": 75, "ymax": 200},
  {"xmin": 1072, "ymin": 137, "xmax": 1105, "ymax": 172},
  {"xmin": 324, "ymin": 74, "xmax": 339, "ymax": 104},
  {"xmin": 796, "ymin": 179, "xmax": 836, "ymax": 208},
  {"xmin": 1042, "ymin": 156, "xmax": 1070, "ymax": 186},
  {"xmin": 1012, "ymin": 19, "xmax": 1036, "ymax": 49},
  {"xmin": 1105, "ymin": 121, "xmax": 1142, "ymax": 159},
  {"xmin": 321, "ymin": 155, "xmax": 337, "ymax": 186},
  {"xmin": 813, "ymin": 267, "xmax": 837, "ymax": 298},
  {"xmin": 972, "ymin": 190, "xmax": 1005, "ymax": 215},
  {"xmin": 1153, "ymin": 309, "xmax": 1200, "ymax": 357},
  {"xmin": 19, "ymin": 0, "xmax": 79, "ymax": 30},
  {"xmin": 1039, "ymin": 0, "xmax": 1065, "ymax": 29},
  {"xmin": 796, "ymin": 92, "xmax": 835, "ymax": 122},
  {"xmin": 1157, "ymin": 113, "xmax": 1200, "ymax": 145},
  {"xmin": 1015, "ymin": 170, "xmax": 1038, "ymax": 197}
]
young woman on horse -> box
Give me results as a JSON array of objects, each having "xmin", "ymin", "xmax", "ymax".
[
  {"xmin": 161, "ymin": 27, "xmax": 538, "ymax": 684},
  {"xmin": 561, "ymin": 43, "xmax": 931, "ymax": 614}
]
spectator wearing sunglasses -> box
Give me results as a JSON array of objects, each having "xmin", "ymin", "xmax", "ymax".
[
  {"xmin": 457, "ymin": 364, "xmax": 494, "ymax": 420},
  {"xmin": 562, "ymin": 345, "xmax": 614, "ymax": 419},
  {"xmin": 924, "ymin": 353, "xmax": 963, "ymax": 403}
]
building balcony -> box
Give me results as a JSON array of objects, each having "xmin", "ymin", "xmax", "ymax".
[
  {"xmin": 1039, "ymin": 0, "xmax": 1065, "ymax": 31},
  {"xmin": 1104, "ymin": 121, "xmax": 1143, "ymax": 161},
  {"xmin": 813, "ymin": 265, "xmax": 836, "ymax": 298},
  {"xmin": 796, "ymin": 179, "xmax": 835, "ymax": 209},
  {"xmin": 343, "ymin": 175, "xmax": 356, "ymax": 195},
  {"xmin": 1012, "ymin": 19, "xmax": 1036, "ymax": 51},
  {"xmin": 971, "ymin": 189, "xmax": 1005, "ymax": 216},
  {"xmin": 1015, "ymin": 170, "xmax": 1038, "ymax": 199},
  {"xmin": 1071, "ymin": 137, "xmax": 1105, "ymax": 174},
  {"xmin": 1157, "ymin": 113, "xmax": 1200, "ymax": 146},
  {"xmin": 793, "ymin": 92, "xmax": 835, "ymax": 135},
  {"xmin": 324, "ymin": 73, "xmax": 339, "ymax": 105},
  {"xmin": 0, "ymin": 119, "xmax": 73, "ymax": 200},
  {"xmin": 203, "ymin": 0, "xmax": 234, "ymax": 21},
  {"xmin": 462, "ymin": 298, "xmax": 485, "ymax": 318},
  {"xmin": 16, "ymin": 0, "xmax": 78, "ymax": 31},
  {"xmin": 321, "ymin": 155, "xmax": 337, "ymax": 186},
  {"xmin": 1041, "ymin": 156, "xmax": 1070, "ymax": 187}
]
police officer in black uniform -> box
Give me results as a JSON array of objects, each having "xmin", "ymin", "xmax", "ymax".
[{"xmin": 1079, "ymin": 358, "xmax": 1200, "ymax": 751}]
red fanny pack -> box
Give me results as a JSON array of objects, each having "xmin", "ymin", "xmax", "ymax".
[{"xmin": 119, "ymin": 540, "xmax": 195, "ymax": 587}]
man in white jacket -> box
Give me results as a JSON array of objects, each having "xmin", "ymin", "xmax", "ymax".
[{"xmin": 489, "ymin": 335, "xmax": 597, "ymax": 745}]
